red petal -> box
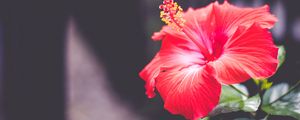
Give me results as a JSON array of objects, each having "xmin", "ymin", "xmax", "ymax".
[
  {"xmin": 209, "ymin": 23, "xmax": 278, "ymax": 84},
  {"xmin": 139, "ymin": 54, "xmax": 161, "ymax": 98},
  {"xmin": 140, "ymin": 35, "xmax": 205, "ymax": 98},
  {"xmin": 213, "ymin": 1, "xmax": 277, "ymax": 36},
  {"xmin": 140, "ymin": 35, "xmax": 216, "ymax": 119},
  {"xmin": 156, "ymin": 65, "xmax": 221, "ymax": 120},
  {"xmin": 159, "ymin": 34, "xmax": 207, "ymax": 69},
  {"xmin": 151, "ymin": 5, "xmax": 214, "ymax": 44}
]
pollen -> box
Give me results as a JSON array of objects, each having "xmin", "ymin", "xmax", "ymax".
[{"xmin": 159, "ymin": 0, "xmax": 185, "ymax": 31}]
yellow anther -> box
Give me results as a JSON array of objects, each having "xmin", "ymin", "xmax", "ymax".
[{"xmin": 159, "ymin": 0, "xmax": 185, "ymax": 31}]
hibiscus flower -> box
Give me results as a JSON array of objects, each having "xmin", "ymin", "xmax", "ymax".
[{"xmin": 139, "ymin": 0, "xmax": 278, "ymax": 119}]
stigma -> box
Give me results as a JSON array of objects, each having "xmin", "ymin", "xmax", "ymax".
[{"xmin": 159, "ymin": 0, "xmax": 185, "ymax": 31}]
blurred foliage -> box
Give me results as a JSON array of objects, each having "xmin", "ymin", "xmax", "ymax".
[
  {"xmin": 262, "ymin": 82, "xmax": 300, "ymax": 119},
  {"xmin": 208, "ymin": 85, "xmax": 260, "ymax": 117}
]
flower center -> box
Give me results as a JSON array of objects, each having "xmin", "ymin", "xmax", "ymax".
[
  {"xmin": 159, "ymin": 0, "xmax": 226, "ymax": 63},
  {"xmin": 206, "ymin": 33, "xmax": 227, "ymax": 62}
]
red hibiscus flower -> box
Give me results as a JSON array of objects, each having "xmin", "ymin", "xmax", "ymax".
[{"xmin": 140, "ymin": 1, "xmax": 278, "ymax": 119}]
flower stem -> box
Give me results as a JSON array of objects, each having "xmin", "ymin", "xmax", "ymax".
[{"xmin": 229, "ymin": 85, "xmax": 248, "ymax": 97}]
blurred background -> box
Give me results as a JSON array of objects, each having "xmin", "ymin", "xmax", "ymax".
[{"xmin": 0, "ymin": 0, "xmax": 299, "ymax": 120}]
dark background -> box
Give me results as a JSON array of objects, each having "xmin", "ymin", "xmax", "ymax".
[{"xmin": 0, "ymin": 0, "xmax": 299, "ymax": 120}]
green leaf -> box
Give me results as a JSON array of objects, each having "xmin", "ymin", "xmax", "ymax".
[
  {"xmin": 209, "ymin": 85, "xmax": 260, "ymax": 116},
  {"xmin": 219, "ymin": 85, "xmax": 248, "ymax": 103},
  {"xmin": 242, "ymin": 94, "xmax": 261, "ymax": 112},
  {"xmin": 262, "ymin": 83, "xmax": 289, "ymax": 105},
  {"xmin": 262, "ymin": 82, "xmax": 300, "ymax": 119},
  {"xmin": 277, "ymin": 45, "xmax": 286, "ymax": 68}
]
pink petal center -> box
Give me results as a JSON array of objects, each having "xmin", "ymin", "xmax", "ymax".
[{"xmin": 206, "ymin": 32, "xmax": 227, "ymax": 62}]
